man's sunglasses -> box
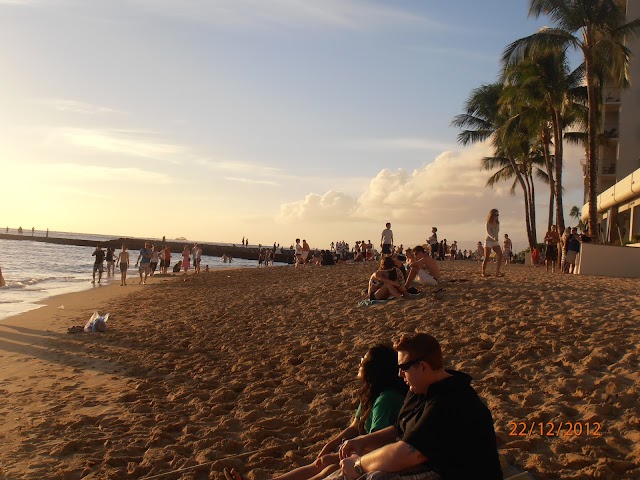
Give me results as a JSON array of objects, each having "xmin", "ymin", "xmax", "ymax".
[{"xmin": 398, "ymin": 356, "xmax": 426, "ymax": 372}]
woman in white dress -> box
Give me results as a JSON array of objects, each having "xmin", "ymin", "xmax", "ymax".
[{"xmin": 482, "ymin": 209, "xmax": 503, "ymax": 277}]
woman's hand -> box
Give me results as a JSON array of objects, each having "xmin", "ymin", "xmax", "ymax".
[
  {"xmin": 314, "ymin": 452, "xmax": 339, "ymax": 469},
  {"xmin": 317, "ymin": 441, "xmax": 336, "ymax": 459},
  {"xmin": 339, "ymin": 438, "xmax": 363, "ymax": 460}
]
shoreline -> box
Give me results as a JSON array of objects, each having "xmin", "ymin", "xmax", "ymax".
[{"xmin": 0, "ymin": 262, "xmax": 638, "ymax": 479}]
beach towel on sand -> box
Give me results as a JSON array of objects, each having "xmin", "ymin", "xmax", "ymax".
[{"xmin": 357, "ymin": 292, "xmax": 421, "ymax": 307}]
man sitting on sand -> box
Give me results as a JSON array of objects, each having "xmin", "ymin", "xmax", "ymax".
[
  {"xmin": 404, "ymin": 245, "xmax": 440, "ymax": 288},
  {"xmin": 336, "ymin": 333, "xmax": 502, "ymax": 480}
]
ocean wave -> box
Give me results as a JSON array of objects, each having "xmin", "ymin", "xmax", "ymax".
[{"xmin": 2, "ymin": 276, "xmax": 84, "ymax": 289}]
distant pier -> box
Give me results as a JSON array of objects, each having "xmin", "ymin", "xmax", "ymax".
[{"xmin": 0, "ymin": 233, "xmax": 295, "ymax": 264}]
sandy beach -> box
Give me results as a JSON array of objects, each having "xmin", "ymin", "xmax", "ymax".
[{"xmin": 0, "ymin": 262, "xmax": 638, "ymax": 480}]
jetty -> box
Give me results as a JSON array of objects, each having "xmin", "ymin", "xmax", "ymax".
[{"xmin": 0, "ymin": 233, "xmax": 296, "ymax": 264}]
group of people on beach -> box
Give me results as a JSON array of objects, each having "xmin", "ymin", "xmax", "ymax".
[
  {"xmin": 538, "ymin": 225, "xmax": 588, "ymax": 274},
  {"xmin": 91, "ymin": 241, "xmax": 212, "ymax": 287},
  {"xmin": 224, "ymin": 332, "xmax": 503, "ymax": 480}
]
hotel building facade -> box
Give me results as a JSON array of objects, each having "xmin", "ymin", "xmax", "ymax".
[{"xmin": 582, "ymin": 0, "xmax": 640, "ymax": 243}]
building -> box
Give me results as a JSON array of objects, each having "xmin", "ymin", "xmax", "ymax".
[{"xmin": 582, "ymin": 0, "xmax": 640, "ymax": 244}]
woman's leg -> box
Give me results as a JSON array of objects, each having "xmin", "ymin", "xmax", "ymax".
[
  {"xmin": 482, "ymin": 247, "xmax": 491, "ymax": 276},
  {"xmin": 493, "ymin": 246, "xmax": 503, "ymax": 275},
  {"xmin": 374, "ymin": 286, "xmax": 391, "ymax": 300},
  {"xmin": 273, "ymin": 463, "xmax": 322, "ymax": 480}
]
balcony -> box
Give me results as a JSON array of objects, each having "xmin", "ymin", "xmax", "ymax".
[
  {"xmin": 600, "ymin": 163, "xmax": 616, "ymax": 175},
  {"xmin": 604, "ymin": 88, "xmax": 621, "ymax": 103},
  {"xmin": 603, "ymin": 125, "xmax": 619, "ymax": 139}
]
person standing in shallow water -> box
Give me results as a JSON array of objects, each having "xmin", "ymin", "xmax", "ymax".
[
  {"xmin": 91, "ymin": 244, "xmax": 106, "ymax": 284},
  {"xmin": 482, "ymin": 209, "xmax": 503, "ymax": 277}
]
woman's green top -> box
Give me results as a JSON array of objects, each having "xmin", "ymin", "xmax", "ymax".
[{"xmin": 354, "ymin": 389, "xmax": 406, "ymax": 433}]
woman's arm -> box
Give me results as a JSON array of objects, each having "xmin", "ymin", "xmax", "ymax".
[{"xmin": 317, "ymin": 418, "xmax": 359, "ymax": 458}]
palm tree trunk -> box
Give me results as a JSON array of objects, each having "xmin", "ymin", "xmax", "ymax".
[
  {"xmin": 553, "ymin": 108, "xmax": 565, "ymax": 232},
  {"xmin": 585, "ymin": 49, "xmax": 599, "ymax": 241},
  {"xmin": 528, "ymin": 171, "xmax": 537, "ymax": 245},
  {"xmin": 507, "ymin": 156, "xmax": 536, "ymax": 251},
  {"xmin": 541, "ymin": 133, "xmax": 555, "ymax": 231},
  {"xmin": 517, "ymin": 165, "xmax": 536, "ymax": 252}
]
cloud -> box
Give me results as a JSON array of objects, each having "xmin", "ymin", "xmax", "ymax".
[
  {"xmin": 225, "ymin": 177, "xmax": 280, "ymax": 186},
  {"xmin": 47, "ymin": 128, "xmax": 187, "ymax": 163},
  {"xmin": 275, "ymin": 142, "xmax": 589, "ymax": 249},
  {"xmin": 196, "ymin": 158, "xmax": 282, "ymax": 176},
  {"xmin": 278, "ymin": 190, "xmax": 358, "ymax": 222},
  {"xmin": 33, "ymin": 163, "xmax": 172, "ymax": 184},
  {"xmin": 346, "ymin": 137, "xmax": 458, "ymax": 153},
  {"xmin": 278, "ymin": 143, "xmax": 502, "ymax": 224},
  {"xmin": 34, "ymin": 98, "xmax": 125, "ymax": 115},
  {"xmin": 406, "ymin": 45, "xmax": 497, "ymax": 63},
  {"xmin": 127, "ymin": 0, "xmax": 442, "ymax": 31}
]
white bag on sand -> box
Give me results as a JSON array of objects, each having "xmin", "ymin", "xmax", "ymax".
[{"xmin": 84, "ymin": 311, "xmax": 109, "ymax": 333}]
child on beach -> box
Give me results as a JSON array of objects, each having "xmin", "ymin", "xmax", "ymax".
[{"xmin": 225, "ymin": 344, "xmax": 407, "ymax": 480}]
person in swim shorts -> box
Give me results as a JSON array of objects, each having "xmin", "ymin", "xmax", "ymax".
[
  {"xmin": 116, "ymin": 245, "xmax": 130, "ymax": 286},
  {"xmin": 404, "ymin": 245, "xmax": 440, "ymax": 288}
]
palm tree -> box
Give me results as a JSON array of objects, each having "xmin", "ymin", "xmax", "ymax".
[
  {"xmin": 502, "ymin": 49, "xmax": 584, "ymax": 234},
  {"xmin": 481, "ymin": 147, "xmax": 547, "ymax": 246},
  {"xmin": 452, "ymin": 83, "xmax": 539, "ymax": 250},
  {"xmin": 570, "ymin": 204, "xmax": 587, "ymax": 231},
  {"xmin": 502, "ymin": 0, "xmax": 640, "ymax": 240}
]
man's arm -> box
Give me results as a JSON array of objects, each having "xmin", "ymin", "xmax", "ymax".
[
  {"xmin": 341, "ymin": 441, "xmax": 427, "ymax": 478},
  {"xmin": 404, "ymin": 261, "xmax": 422, "ymax": 287},
  {"xmin": 339, "ymin": 425, "xmax": 397, "ymax": 459}
]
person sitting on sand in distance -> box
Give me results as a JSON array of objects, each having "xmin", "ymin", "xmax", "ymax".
[
  {"xmin": 368, "ymin": 257, "xmax": 409, "ymax": 301},
  {"xmin": 482, "ymin": 208, "xmax": 503, "ymax": 277},
  {"xmin": 225, "ymin": 344, "xmax": 408, "ymax": 480},
  {"xmin": 404, "ymin": 245, "xmax": 440, "ymax": 288}
]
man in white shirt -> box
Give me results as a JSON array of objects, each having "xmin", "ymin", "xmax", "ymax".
[{"xmin": 380, "ymin": 223, "xmax": 394, "ymax": 255}]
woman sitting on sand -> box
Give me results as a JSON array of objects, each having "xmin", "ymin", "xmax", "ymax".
[
  {"xmin": 368, "ymin": 256, "xmax": 408, "ymax": 300},
  {"xmin": 224, "ymin": 344, "xmax": 407, "ymax": 480}
]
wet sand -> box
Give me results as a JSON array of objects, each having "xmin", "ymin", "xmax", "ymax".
[{"xmin": 0, "ymin": 262, "xmax": 638, "ymax": 479}]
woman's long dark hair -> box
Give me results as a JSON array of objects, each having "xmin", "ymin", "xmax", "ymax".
[{"xmin": 357, "ymin": 344, "xmax": 408, "ymax": 434}]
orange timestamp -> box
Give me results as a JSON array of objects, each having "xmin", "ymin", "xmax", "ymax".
[{"xmin": 507, "ymin": 421, "xmax": 602, "ymax": 437}]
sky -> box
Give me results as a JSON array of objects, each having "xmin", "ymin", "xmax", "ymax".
[{"xmin": 0, "ymin": 0, "xmax": 588, "ymax": 252}]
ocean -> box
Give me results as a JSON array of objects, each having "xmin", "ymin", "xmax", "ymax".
[{"xmin": 0, "ymin": 230, "xmax": 284, "ymax": 321}]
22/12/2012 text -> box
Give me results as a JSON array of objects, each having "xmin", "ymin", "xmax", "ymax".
[{"xmin": 507, "ymin": 421, "xmax": 602, "ymax": 437}]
